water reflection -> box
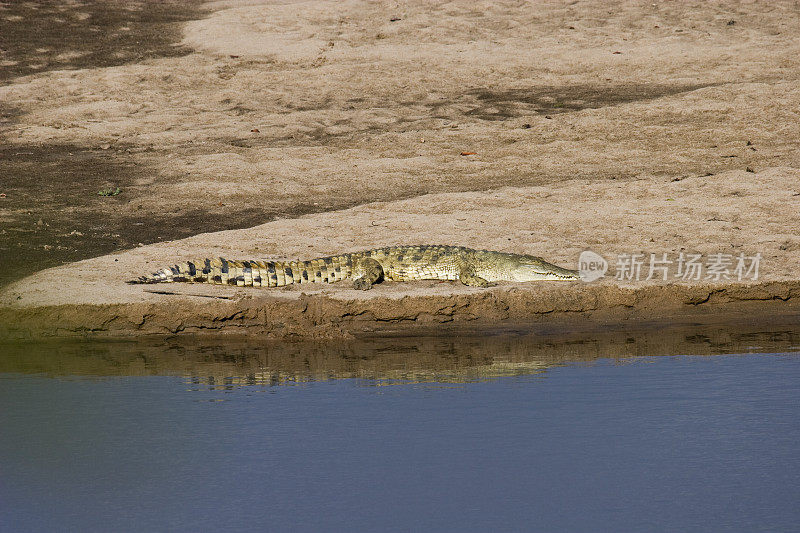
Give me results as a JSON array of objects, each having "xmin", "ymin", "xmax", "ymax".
[
  {"xmin": 2, "ymin": 329, "xmax": 799, "ymax": 532},
  {"xmin": 3, "ymin": 324, "xmax": 799, "ymax": 388}
]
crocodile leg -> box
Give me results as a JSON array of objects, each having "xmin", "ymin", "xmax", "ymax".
[
  {"xmin": 459, "ymin": 265, "xmax": 495, "ymax": 288},
  {"xmin": 352, "ymin": 257, "xmax": 384, "ymax": 290}
]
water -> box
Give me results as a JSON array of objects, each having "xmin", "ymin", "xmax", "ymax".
[{"xmin": 1, "ymin": 329, "xmax": 799, "ymax": 532}]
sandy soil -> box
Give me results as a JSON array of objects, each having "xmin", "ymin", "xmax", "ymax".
[
  {"xmin": 1, "ymin": 0, "xmax": 799, "ymax": 338},
  {"xmin": 2, "ymin": 167, "xmax": 800, "ymax": 338}
]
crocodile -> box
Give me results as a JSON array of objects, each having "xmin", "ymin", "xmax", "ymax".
[{"xmin": 128, "ymin": 245, "xmax": 580, "ymax": 290}]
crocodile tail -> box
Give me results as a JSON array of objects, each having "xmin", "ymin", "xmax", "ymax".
[
  {"xmin": 127, "ymin": 258, "xmax": 295, "ymax": 287},
  {"xmin": 127, "ymin": 258, "xmax": 214, "ymax": 285}
]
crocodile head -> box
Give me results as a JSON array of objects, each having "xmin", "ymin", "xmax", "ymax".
[{"xmin": 480, "ymin": 252, "xmax": 581, "ymax": 282}]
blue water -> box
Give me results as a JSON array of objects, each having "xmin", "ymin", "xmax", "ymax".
[{"xmin": 1, "ymin": 352, "xmax": 799, "ymax": 532}]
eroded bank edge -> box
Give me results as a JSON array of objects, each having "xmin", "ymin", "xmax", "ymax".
[{"xmin": 1, "ymin": 281, "xmax": 799, "ymax": 340}]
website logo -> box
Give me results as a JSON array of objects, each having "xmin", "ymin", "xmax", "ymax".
[{"xmin": 578, "ymin": 250, "xmax": 608, "ymax": 282}]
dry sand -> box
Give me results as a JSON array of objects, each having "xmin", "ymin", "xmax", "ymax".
[{"xmin": 1, "ymin": 0, "xmax": 799, "ymax": 339}]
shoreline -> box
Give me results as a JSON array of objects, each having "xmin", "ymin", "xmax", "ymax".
[{"xmin": 2, "ymin": 278, "xmax": 798, "ymax": 340}]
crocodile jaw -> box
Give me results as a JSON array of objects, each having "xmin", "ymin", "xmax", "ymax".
[
  {"xmin": 510, "ymin": 264, "xmax": 581, "ymax": 281},
  {"xmin": 480, "ymin": 261, "xmax": 580, "ymax": 282}
]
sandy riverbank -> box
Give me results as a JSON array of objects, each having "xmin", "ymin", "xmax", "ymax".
[
  {"xmin": 2, "ymin": 168, "xmax": 799, "ymax": 339},
  {"xmin": 1, "ymin": 1, "xmax": 799, "ymax": 338}
]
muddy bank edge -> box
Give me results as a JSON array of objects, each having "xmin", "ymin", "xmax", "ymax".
[{"xmin": 1, "ymin": 280, "xmax": 799, "ymax": 340}]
